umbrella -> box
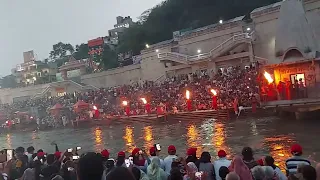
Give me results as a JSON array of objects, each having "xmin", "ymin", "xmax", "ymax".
[{"xmin": 73, "ymin": 100, "xmax": 89, "ymax": 109}]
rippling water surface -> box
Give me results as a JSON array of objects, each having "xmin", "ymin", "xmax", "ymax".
[{"xmin": 1, "ymin": 116, "xmax": 319, "ymax": 171}]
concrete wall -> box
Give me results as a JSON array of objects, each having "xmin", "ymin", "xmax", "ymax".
[{"xmin": 81, "ymin": 64, "xmax": 142, "ymax": 88}]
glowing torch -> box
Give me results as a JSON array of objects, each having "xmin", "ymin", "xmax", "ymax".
[
  {"xmin": 141, "ymin": 98, "xmax": 151, "ymax": 115},
  {"xmin": 264, "ymin": 71, "xmax": 274, "ymax": 84},
  {"xmin": 186, "ymin": 90, "xmax": 192, "ymax": 111},
  {"xmin": 122, "ymin": 101, "xmax": 130, "ymax": 117},
  {"xmin": 210, "ymin": 89, "xmax": 218, "ymax": 110}
]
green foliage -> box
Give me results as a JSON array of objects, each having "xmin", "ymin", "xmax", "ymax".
[
  {"xmin": 93, "ymin": 45, "xmax": 119, "ymax": 70},
  {"xmin": 49, "ymin": 42, "xmax": 74, "ymax": 59},
  {"xmin": 73, "ymin": 43, "xmax": 89, "ymax": 60},
  {"xmin": 117, "ymin": 0, "xmax": 281, "ymax": 55}
]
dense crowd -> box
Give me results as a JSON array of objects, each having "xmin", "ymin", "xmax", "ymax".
[
  {"xmin": 0, "ymin": 143, "xmax": 317, "ymax": 180},
  {"xmin": 0, "ymin": 65, "xmax": 260, "ymax": 122}
]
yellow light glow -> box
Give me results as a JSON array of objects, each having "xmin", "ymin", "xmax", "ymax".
[
  {"xmin": 122, "ymin": 101, "xmax": 128, "ymax": 106},
  {"xmin": 264, "ymin": 71, "xmax": 274, "ymax": 84},
  {"xmin": 186, "ymin": 90, "xmax": 190, "ymax": 100},
  {"xmin": 123, "ymin": 126, "xmax": 135, "ymax": 152},
  {"xmin": 141, "ymin": 98, "xmax": 147, "ymax": 104},
  {"xmin": 143, "ymin": 126, "xmax": 154, "ymax": 150},
  {"xmin": 211, "ymin": 89, "xmax": 217, "ymax": 96},
  {"xmin": 94, "ymin": 128, "xmax": 103, "ymax": 152},
  {"xmin": 187, "ymin": 125, "xmax": 202, "ymax": 157}
]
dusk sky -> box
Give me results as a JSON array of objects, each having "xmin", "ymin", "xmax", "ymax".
[{"xmin": 0, "ymin": 0, "xmax": 163, "ymax": 76}]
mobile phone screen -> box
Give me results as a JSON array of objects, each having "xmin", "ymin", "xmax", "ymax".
[
  {"xmin": 125, "ymin": 159, "xmax": 130, "ymax": 167},
  {"xmin": 129, "ymin": 157, "xmax": 133, "ymax": 164},
  {"xmin": 156, "ymin": 144, "xmax": 161, "ymax": 151},
  {"xmin": 72, "ymin": 156, "xmax": 79, "ymax": 160},
  {"xmin": 76, "ymin": 147, "xmax": 81, "ymax": 151},
  {"xmin": 6, "ymin": 150, "xmax": 13, "ymax": 161},
  {"xmin": 67, "ymin": 148, "xmax": 73, "ymax": 153}
]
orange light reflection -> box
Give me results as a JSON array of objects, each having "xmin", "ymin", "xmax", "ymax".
[
  {"xmin": 94, "ymin": 127, "xmax": 104, "ymax": 152},
  {"xmin": 212, "ymin": 122, "xmax": 229, "ymax": 159},
  {"xmin": 143, "ymin": 126, "xmax": 154, "ymax": 151},
  {"xmin": 187, "ymin": 124, "xmax": 202, "ymax": 157},
  {"xmin": 264, "ymin": 136, "xmax": 293, "ymax": 172},
  {"xmin": 123, "ymin": 126, "xmax": 135, "ymax": 153}
]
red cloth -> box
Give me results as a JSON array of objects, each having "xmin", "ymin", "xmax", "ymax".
[
  {"xmin": 187, "ymin": 148, "xmax": 197, "ymax": 156},
  {"xmin": 149, "ymin": 147, "xmax": 156, "ymax": 155},
  {"xmin": 168, "ymin": 145, "xmax": 176, "ymax": 152},
  {"xmin": 37, "ymin": 152, "xmax": 45, "ymax": 157},
  {"xmin": 212, "ymin": 96, "xmax": 217, "ymax": 110},
  {"xmin": 132, "ymin": 148, "xmax": 140, "ymax": 156},
  {"xmin": 54, "ymin": 152, "xmax": 62, "ymax": 158},
  {"xmin": 291, "ymin": 144, "xmax": 302, "ymax": 154},
  {"xmin": 101, "ymin": 149, "xmax": 110, "ymax": 158},
  {"xmin": 145, "ymin": 103, "xmax": 151, "ymax": 114},
  {"xmin": 118, "ymin": 151, "xmax": 125, "ymax": 157},
  {"xmin": 218, "ymin": 150, "xmax": 227, "ymax": 157},
  {"xmin": 187, "ymin": 100, "xmax": 192, "ymax": 111}
]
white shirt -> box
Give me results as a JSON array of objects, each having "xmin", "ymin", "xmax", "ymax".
[
  {"xmin": 163, "ymin": 155, "xmax": 178, "ymax": 174},
  {"xmin": 213, "ymin": 158, "xmax": 231, "ymax": 180}
]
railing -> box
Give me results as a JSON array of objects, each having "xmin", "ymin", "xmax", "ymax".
[
  {"xmin": 32, "ymin": 80, "xmax": 99, "ymax": 98},
  {"xmin": 158, "ymin": 32, "xmax": 254, "ymax": 63},
  {"xmin": 154, "ymin": 74, "xmax": 166, "ymax": 85}
]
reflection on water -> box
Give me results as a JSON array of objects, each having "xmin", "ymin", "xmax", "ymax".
[
  {"xmin": 187, "ymin": 124, "xmax": 203, "ymax": 157},
  {"xmin": 213, "ymin": 121, "xmax": 229, "ymax": 159},
  {"xmin": 143, "ymin": 126, "xmax": 154, "ymax": 151},
  {"xmin": 1, "ymin": 116, "xmax": 320, "ymax": 170},
  {"xmin": 264, "ymin": 136, "xmax": 294, "ymax": 171},
  {"xmin": 123, "ymin": 126, "xmax": 135, "ymax": 152},
  {"xmin": 93, "ymin": 127, "xmax": 104, "ymax": 152},
  {"xmin": 6, "ymin": 134, "xmax": 12, "ymax": 149}
]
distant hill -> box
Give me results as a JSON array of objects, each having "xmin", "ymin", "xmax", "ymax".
[{"xmin": 117, "ymin": 0, "xmax": 281, "ymax": 55}]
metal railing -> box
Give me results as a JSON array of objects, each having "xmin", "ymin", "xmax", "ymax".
[{"xmin": 158, "ymin": 32, "xmax": 254, "ymax": 63}]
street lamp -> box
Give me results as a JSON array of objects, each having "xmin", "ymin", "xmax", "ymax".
[
  {"xmin": 146, "ymin": 44, "xmax": 150, "ymax": 48},
  {"xmin": 246, "ymin": 27, "xmax": 251, "ymax": 31},
  {"xmin": 197, "ymin": 49, "xmax": 201, "ymax": 54},
  {"xmin": 155, "ymin": 49, "xmax": 159, "ymax": 53},
  {"xmin": 219, "ymin": 20, "xmax": 223, "ymax": 24}
]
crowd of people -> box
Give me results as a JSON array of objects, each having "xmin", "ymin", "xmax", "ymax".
[
  {"xmin": 0, "ymin": 143, "xmax": 317, "ymax": 180},
  {"xmin": 0, "ymin": 65, "xmax": 260, "ymax": 125}
]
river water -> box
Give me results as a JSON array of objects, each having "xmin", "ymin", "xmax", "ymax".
[{"xmin": 0, "ymin": 116, "xmax": 319, "ymax": 170}]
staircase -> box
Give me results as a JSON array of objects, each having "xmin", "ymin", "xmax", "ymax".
[
  {"xmin": 168, "ymin": 110, "xmax": 230, "ymax": 121},
  {"xmin": 158, "ymin": 32, "xmax": 254, "ymax": 64}
]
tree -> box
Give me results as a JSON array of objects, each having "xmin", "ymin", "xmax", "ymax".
[
  {"xmin": 92, "ymin": 45, "xmax": 119, "ymax": 70},
  {"xmin": 117, "ymin": 0, "xmax": 281, "ymax": 55},
  {"xmin": 49, "ymin": 42, "xmax": 74, "ymax": 60},
  {"xmin": 73, "ymin": 43, "xmax": 89, "ymax": 60}
]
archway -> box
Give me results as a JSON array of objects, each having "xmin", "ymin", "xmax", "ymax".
[{"xmin": 282, "ymin": 48, "xmax": 304, "ymax": 62}]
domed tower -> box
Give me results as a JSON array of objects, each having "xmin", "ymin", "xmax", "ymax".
[{"xmin": 275, "ymin": 0, "xmax": 318, "ymax": 62}]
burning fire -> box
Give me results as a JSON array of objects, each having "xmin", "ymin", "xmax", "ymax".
[
  {"xmin": 122, "ymin": 101, "xmax": 128, "ymax": 106},
  {"xmin": 93, "ymin": 105, "xmax": 98, "ymax": 110},
  {"xmin": 186, "ymin": 90, "xmax": 190, "ymax": 100},
  {"xmin": 210, "ymin": 89, "xmax": 217, "ymax": 96},
  {"xmin": 141, "ymin": 98, "xmax": 147, "ymax": 104},
  {"xmin": 264, "ymin": 71, "xmax": 274, "ymax": 84}
]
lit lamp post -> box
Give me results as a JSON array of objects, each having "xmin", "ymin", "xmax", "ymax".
[
  {"xmin": 122, "ymin": 100, "xmax": 130, "ymax": 117},
  {"xmin": 210, "ymin": 89, "xmax": 218, "ymax": 110},
  {"xmin": 186, "ymin": 90, "xmax": 192, "ymax": 111},
  {"xmin": 141, "ymin": 98, "xmax": 151, "ymax": 115}
]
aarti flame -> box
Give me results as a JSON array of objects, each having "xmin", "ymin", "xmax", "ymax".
[
  {"xmin": 186, "ymin": 90, "xmax": 190, "ymax": 100},
  {"xmin": 264, "ymin": 71, "xmax": 274, "ymax": 84},
  {"xmin": 122, "ymin": 101, "xmax": 128, "ymax": 106},
  {"xmin": 210, "ymin": 89, "xmax": 217, "ymax": 96},
  {"xmin": 141, "ymin": 98, "xmax": 147, "ymax": 104}
]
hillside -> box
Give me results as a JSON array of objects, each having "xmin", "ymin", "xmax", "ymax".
[{"xmin": 117, "ymin": 0, "xmax": 281, "ymax": 55}]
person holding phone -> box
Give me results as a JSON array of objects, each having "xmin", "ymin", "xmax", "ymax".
[
  {"xmin": 131, "ymin": 148, "xmax": 148, "ymax": 173},
  {"xmin": 148, "ymin": 145, "xmax": 165, "ymax": 170}
]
